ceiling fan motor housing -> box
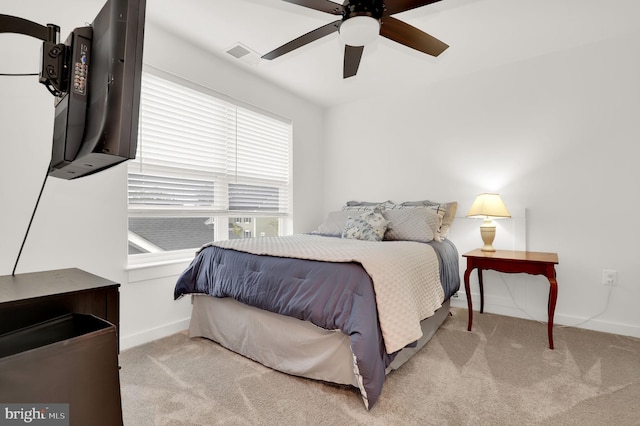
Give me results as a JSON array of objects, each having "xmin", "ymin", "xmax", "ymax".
[
  {"xmin": 343, "ymin": 0, "xmax": 385, "ymax": 21},
  {"xmin": 339, "ymin": 1, "xmax": 385, "ymax": 47}
]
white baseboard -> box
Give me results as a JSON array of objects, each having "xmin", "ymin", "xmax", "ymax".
[
  {"xmin": 450, "ymin": 297, "xmax": 640, "ymax": 339},
  {"xmin": 119, "ymin": 298, "xmax": 639, "ymax": 351},
  {"xmin": 120, "ymin": 318, "xmax": 191, "ymax": 351},
  {"xmin": 552, "ymin": 313, "xmax": 640, "ymax": 339}
]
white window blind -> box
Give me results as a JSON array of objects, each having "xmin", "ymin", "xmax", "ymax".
[{"xmin": 128, "ymin": 72, "xmax": 291, "ymax": 216}]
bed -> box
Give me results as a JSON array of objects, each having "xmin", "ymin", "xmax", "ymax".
[{"xmin": 174, "ymin": 200, "xmax": 460, "ymax": 409}]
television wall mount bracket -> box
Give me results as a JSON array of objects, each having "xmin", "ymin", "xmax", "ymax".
[{"xmin": 0, "ymin": 14, "xmax": 70, "ymax": 96}]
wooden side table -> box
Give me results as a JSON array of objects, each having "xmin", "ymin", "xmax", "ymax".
[{"xmin": 462, "ymin": 249, "xmax": 559, "ymax": 349}]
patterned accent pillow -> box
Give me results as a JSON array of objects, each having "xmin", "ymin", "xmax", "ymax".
[
  {"xmin": 360, "ymin": 210, "xmax": 389, "ymax": 238},
  {"xmin": 342, "ymin": 210, "xmax": 389, "ymax": 241},
  {"xmin": 382, "ymin": 208, "xmax": 438, "ymax": 243}
]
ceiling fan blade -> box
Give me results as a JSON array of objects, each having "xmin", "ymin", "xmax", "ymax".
[
  {"xmin": 380, "ymin": 16, "xmax": 448, "ymax": 57},
  {"xmin": 343, "ymin": 45, "xmax": 364, "ymax": 78},
  {"xmin": 383, "ymin": 0, "xmax": 442, "ymax": 16},
  {"xmin": 281, "ymin": 0, "xmax": 346, "ymax": 15},
  {"xmin": 262, "ymin": 20, "xmax": 341, "ymax": 60}
]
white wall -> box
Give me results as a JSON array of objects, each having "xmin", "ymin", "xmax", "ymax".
[
  {"xmin": 120, "ymin": 23, "xmax": 326, "ymax": 349},
  {"xmin": 1, "ymin": 3, "xmax": 325, "ymax": 350},
  {"xmin": 323, "ymin": 30, "xmax": 640, "ymax": 338}
]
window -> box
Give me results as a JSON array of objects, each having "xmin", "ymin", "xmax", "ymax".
[{"xmin": 128, "ymin": 70, "xmax": 291, "ymax": 262}]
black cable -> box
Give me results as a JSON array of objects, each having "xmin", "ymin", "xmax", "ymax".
[
  {"xmin": 1, "ymin": 74, "xmax": 61, "ymax": 96},
  {"xmin": 12, "ymin": 165, "xmax": 50, "ymax": 276}
]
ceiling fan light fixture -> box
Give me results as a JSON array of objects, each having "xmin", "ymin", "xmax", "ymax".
[{"xmin": 339, "ymin": 16, "xmax": 380, "ymax": 47}]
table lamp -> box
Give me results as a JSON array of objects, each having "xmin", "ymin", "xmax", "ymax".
[{"xmin": 466, "ymin": 193, "xmax": 511, "ymax": 252}]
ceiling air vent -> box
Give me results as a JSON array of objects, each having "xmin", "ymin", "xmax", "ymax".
[{"xmin": 226, "ymin": 43, "xmax": 261, "ymax": 66}]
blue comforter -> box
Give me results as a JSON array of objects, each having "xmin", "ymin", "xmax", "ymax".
[{"xmin": 174, "ymin": 237, "xmax": 459, "ymax": 409}]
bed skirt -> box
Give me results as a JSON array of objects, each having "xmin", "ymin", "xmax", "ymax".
[{"xmin": 189, "ymin": 295, "xmax": 451, "ymax": 388}]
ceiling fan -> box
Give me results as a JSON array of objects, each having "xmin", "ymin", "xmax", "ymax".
[{"xmin": 261, "ymin": 0, "xmax": 449, "ymax": 78}]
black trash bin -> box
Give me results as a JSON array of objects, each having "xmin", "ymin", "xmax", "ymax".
[{"xmin": 0, "ymin": 313, "xmax": 122, "ymax": 426}]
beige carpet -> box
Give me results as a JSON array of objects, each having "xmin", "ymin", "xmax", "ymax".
[{"xmin": 119, "ymin": 308, "xmax": 640, "ymax": 425}]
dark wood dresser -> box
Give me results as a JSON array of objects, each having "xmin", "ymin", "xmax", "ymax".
[
  {"xmin": 0, "ymin": 268, "xmax": 120, "ymax": 336},
  {"xmin": 0, "ymin": 268, "xmax": 123, "ymax": 426}
]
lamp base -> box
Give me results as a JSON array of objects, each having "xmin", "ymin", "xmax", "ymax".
[{"xmin": 479, "ymin": 219, "xmax": 496, "ymax": 252}]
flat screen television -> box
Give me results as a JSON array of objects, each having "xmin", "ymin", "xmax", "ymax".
[
  {"xmin": 48, "ymin": 0, "xmax": 146, "ymax": 179},
  {"xmin": 0, "ymin": 0, "xmax": 145, "ymax": 273}
]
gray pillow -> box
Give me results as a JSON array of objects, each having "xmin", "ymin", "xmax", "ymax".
[
  {"xmin": 311, "ymin": 210, "xmax": 352, "ymax": 235},
  {"xmin": 343, "ymin": 200, "xmax": 395, "ymax": 212},
  {"xmin": 393, "ymin": 200, "xmax": 458, "ymax": 241},
  {"xmin": 383, "ymin": 208, "xmax": 438, "ymax": 243},
  {"xmin": 345, "ymin": 200, "xmax": 395, "ymax": 208}
]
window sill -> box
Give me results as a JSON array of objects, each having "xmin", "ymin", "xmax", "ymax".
[
  {"xmin": 127, "ymin": 256, "xmax": 194, "ymax": 271},
  {"xmin": 127, "ymin": 254, "xmax": 195, "ymax": 283}
]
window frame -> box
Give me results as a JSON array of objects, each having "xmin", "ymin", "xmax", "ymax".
[{"xmin": 127, "ymin": 66, "xmax": 293, "ymax": 267}]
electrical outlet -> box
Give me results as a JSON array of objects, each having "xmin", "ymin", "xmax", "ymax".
[{"xmin": 602, "ymin": 269, "xmax": 618, "ymax": 286}]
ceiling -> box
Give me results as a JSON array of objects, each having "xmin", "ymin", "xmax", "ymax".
[
  {"xmin": 145, "ymin": 0, "xmax": 639, "ymax": 108},
  {"xmin": 3, "ymin": 1, "xmax": 638, "ymax": 108}
]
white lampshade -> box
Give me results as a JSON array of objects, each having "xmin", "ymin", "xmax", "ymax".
[
  {"xmin": 339, "ymin": 16, "xmax": 380, "ymax": 47},
  {"xmin": 466, "ymin": 193, "xmax": 511, "ymax": 218},
  {"xmin": 467, "ymin": 193, "xmax": 511, "ymax": 252}
]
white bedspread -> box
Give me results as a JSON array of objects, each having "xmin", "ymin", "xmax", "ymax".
[{"xmin": 206, "ymin": 234, "xmax": 445, "ymax": 354}]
